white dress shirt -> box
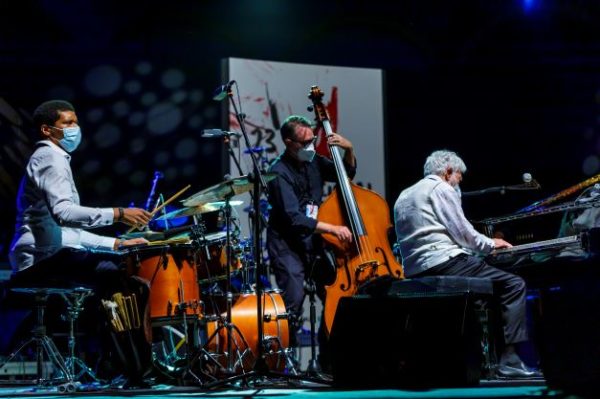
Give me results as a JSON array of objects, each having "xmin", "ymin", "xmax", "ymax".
[
  {"xmin": 9, "ymin": 140, "xmax": 116, "ymax": 272},
  {"xmin": 394, "ymin": 174, "xmax": 495, "ymax": 276}
]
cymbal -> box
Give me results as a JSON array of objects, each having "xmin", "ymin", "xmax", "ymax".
[
  {"xmin": 182, "ymin": 173, "xmax": 277, "ymax": 207},
  {"xmin": 156, "ymin": 200, "xmax": 244, "ymax": 220}
]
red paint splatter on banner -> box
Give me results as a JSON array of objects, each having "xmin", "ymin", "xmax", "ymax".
[
  {"xmin": 229, "ymin": 113, "xmax": 240, "ymax": 130},
  {"xmin": 315, "ymin": 86, "xmax": 338, "ymax": 159}
]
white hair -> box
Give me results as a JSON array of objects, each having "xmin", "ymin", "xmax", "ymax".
[{"xmin": 423, "ymin": 150, "xmax": 467, "ymax": 177}]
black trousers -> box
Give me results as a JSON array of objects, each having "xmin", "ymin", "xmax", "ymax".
[
  {"xmin": 10, "ymin": 248, "xmax": 127, "ymax": 294},
  {"xmin": 267, "ymin": 232, "xmax": 334, "ymax": 359},
  {"xmin": 415, "ymin": 254, "xmax": 528, "ymax": 345},
  {"xmin": 267, "ymin": 232, "xmax": 331, "ymax": 320}
]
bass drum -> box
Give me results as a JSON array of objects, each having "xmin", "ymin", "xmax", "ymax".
[{"xmin": 205, "ymin": 290, "xmax": 290, "ymax": 374}]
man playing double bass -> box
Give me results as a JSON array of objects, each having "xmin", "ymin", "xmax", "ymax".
[{"xmin": 267, "ymin": 115, "xmax": 355, "ymax": 369}]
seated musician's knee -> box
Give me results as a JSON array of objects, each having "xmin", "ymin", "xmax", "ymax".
[{"xmin": 508, "ymin": 274, "xmax": 527, "ymax": 294}]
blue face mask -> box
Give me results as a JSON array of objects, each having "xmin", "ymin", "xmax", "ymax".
[{"xmin": 53, "ymin": 126, "xmax": 82, "ymax": 153}]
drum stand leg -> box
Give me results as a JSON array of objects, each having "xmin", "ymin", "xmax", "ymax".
[
  {"xmin": 222, "ymin": 199, "xmax": 241, "ymax": 375},
  {"xmin": 182, "ymin": 316, "xmax": 252, "ymax": 385}
]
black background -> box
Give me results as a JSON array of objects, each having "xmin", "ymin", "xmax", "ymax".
[{"xmin": 1, "ymin": 0, "xmax": 600, "ymax": 261}]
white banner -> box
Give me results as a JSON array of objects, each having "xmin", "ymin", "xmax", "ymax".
[{"xmin": 223, "ymin": 57, "xmax": 386, "ymax": 236}]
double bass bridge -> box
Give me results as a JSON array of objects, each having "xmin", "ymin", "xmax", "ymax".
[{"xmin": 355, "ymin": 259, "xmax": 382, "ymax": 282}]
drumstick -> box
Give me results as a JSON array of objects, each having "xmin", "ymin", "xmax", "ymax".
[{"xmin": 126, "ymin": 184, "xmax": 192, "ymax": 233}]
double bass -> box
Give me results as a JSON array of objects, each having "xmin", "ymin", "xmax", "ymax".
[{"xmin": 308, "ymin": 86, "xmax": 404, "ymax": 334}]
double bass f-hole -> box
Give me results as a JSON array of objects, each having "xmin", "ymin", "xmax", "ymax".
[{"xmin": 308, "ymin": 85, "xmax": 405, "ymax": 335}]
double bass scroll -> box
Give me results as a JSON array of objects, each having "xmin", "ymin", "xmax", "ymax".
[{"xmin": 308, "ymin": 86, "xmax": 404, "ymax": 334}]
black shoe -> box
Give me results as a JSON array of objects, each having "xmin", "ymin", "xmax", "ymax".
[{"xmin": 496, "ymin": 361, "xmax": 543, "ymax": 379}]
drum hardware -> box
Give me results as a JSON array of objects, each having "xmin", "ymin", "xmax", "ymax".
[
  {"xmin": 238, "ymin": 239, "xmax": 255, "ymax": 294},
  {"xmin": 203, "ymin": 314, "xmax": 254, "ymax": 374},
  {"xmin": 203, "ymin": 291, "xmax": 292, "ymax": 377}
]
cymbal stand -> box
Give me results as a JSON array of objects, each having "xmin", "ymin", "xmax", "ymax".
[
  {"xmin": 221, "ymin": 197, "xmax": 236, "ymax": 374},
  {"xmin": 220, "ymin": 125, "xmax": 267, "ymax": 297},
  {"xmin": 186, "ymin": 198, "xmax": 247, "ymax": 382},
  {"xmin": 239, "ymin": 239, "xmax": 254, "ymax": 293}
]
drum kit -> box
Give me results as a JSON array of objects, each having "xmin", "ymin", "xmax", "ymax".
[{"xmin": 119, "ymin": 173, "xmax": 296, "ymax": 383}]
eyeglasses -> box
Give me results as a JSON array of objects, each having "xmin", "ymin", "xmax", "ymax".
[{"xmin": 289, "ymin": 136, "xmax": 317, "ymax": 146}]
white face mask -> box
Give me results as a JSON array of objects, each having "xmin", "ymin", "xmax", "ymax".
[
  {"xmin": 52, "ymin": 126, "xmax": 82, "ymax": 153},
  {"xmin": 454, "ymin": 184, "xmax": 462, "ymax": 198},
  {"xmin": 297, "ymin": 142, "xmax": 316, "ymax": 162}
]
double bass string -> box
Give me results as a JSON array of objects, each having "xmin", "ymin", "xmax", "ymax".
[
  {"xmin": 323, "ymin": 120, "xmax": 364, "ymax": 259},
  {"xmin": 309, "ymin": 85, "xmax": 405, "ymax": 334}
]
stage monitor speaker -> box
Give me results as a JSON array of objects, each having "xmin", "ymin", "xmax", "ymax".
[
  {"xmin": 329, "ymin": 293, "xmax": 482, "ymax": 388},
  {"xmin": 537, "ymin": 276, "xmax": 600, "ymax": 395}
]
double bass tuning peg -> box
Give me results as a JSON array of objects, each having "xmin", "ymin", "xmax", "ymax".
[{"xmin": 306, "ymin": 105, "xmax": 314, "ymax": 112}]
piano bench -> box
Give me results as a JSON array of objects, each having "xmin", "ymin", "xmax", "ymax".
[
  {"xmin": 388, "ymin": 275, "xmax": 493, "ymax": 297},
  {"xmin": 388, "ymin": 276, "xmax": 499, "ymax": 380}
]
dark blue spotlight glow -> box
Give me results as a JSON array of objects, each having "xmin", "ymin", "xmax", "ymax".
[{"xmin": 522, "ymin": 0, "xmax": 538, "ymax": 14}]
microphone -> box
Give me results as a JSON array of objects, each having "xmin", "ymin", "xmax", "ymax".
[
  {"xmin": 201, "ymin": 129, "xmax": 241, "ymax": 138},
  {"xmin": 462, "ymin": 173, "xmax": 541, "ymax": 197},
  {"xmin": 212, "ymin": 80, "xmax": 236, "ymax": 101},
  {"xmin": 522, "ymin": 172, "xmax": 541, "ymax": 188}
]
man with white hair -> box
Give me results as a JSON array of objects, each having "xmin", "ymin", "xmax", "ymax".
[{"xmin": 394, "ymin": 149, "xmax": 539, "ymax": 379}]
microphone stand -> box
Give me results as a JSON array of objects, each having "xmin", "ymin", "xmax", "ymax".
[
  {"xmin": 223, "ymin": 135, "xmax": 245, "ymax": 178},
  {"xmin": 462, "ymin": 183, "xmax": 540, "ymax": 197},
  {"xmin": 226, "ymin": 84, "xmax": 271, "ymax": 376},
  {"xmin": 199, "ymin": 83, "xmax": 270, "ymax": 388}
]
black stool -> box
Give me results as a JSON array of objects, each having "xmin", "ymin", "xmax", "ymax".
[
  {"xmin": 57, "ymin": 287, "xmax": 98, "ymax": 382},
  {"xmin": 0, "ymin": 287, "xmax": 94, "ymax": 392},
  {"xmin": 388, "ymin": 276, "xmax": 498, "ymax": 379},
  {"xmin": 330, "ymin": 275, "xmax": 496, "ymax": 387}
]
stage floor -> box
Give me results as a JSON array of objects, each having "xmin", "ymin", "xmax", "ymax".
[{"xmin": 0, "ymin": 379, "xmax": 552, "ymax": 399}]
